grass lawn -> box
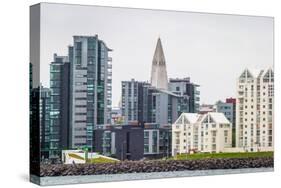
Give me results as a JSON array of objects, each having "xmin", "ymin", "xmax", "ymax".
[
  {"xmin": 87, "ymin": 157, "xmax": 118, "ymax": 164},
  {"xmin": 173, "ymin": 151, "xmax": 273, "ymax": 160},
  {"xmin": 68, "ymin": 153, "xmax": 85, "ymax": 160}
]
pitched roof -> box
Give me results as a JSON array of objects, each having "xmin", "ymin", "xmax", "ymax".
[
  {"xmin": 174, "ymin": 113, "xmax": 201, "ymax": 124},
  {"xmin": 261, "ymin": 67, "xmax": 274, "ymax": 78},
  {"xmin": 248, "ymin": 69, "xmax": 262, "ymax": 78},
  {"xmin": 184, "ymin": 113, "xmax": 201, "ymax": 124},
  {"xmin": 208, "ymin": 112, "xmax": 230, "ymax": 124}
]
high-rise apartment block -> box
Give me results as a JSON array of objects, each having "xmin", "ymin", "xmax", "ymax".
[
  {"xmin": 236, "ymin": 68, "xmax": 274, "ymax": 152},
  {"xmin": 48, "ymin": 35, "xmax": 112, "ymax": 157},
  {"xmin": 69, "ymin": 35, "xmax": 112, "ymax": 150},
  {"xmin": 49, "ymin": 54, "xmax": 71, "ymax": 158},
  {"xmin": 121, "ymin": 79, "xmax": 150, "ymax": 123}
]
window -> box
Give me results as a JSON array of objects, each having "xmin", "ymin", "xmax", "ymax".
[
  {"xmin": 269, "ymin": 98, "xmax": 272, "ymax": 103},
  {"xmin": 144, "ymin": 145, "xmax": 149, "ymax": 153},
  {"xmin": 224, "ymin": 130, "xmax": 228, "ymax": 137},
  {"xmin": 269, "ymin": 104, "xmax": 272, "ymax": 110}
]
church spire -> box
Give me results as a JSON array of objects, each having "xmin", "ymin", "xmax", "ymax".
[{"xmin": 150, "ymin": 37, "xmax": 168, "ymax": 90}]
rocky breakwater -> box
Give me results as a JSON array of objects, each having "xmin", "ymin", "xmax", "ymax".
[{"xmin": 40, "ymin": 157, "xmax": 273, "ymax": 177}]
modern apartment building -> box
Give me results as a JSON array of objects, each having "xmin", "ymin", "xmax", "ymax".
[
  {"xmin": 148, "ymin": 88, "xmax": 183, "ymax": 125},
  {"xmin": 236, "ymin": 68, "xmax": 274, "ymax": 152},
  {"xmin": 168, "ymin": 77, "xmax": 200, "ymax": 113},
  {"xmin": 49, "ymin": 54, "xmax": 71, "ymax": 158},
  {"xmin": 121, "ymin": 79, "xmax": 150, "ymax": 124},
  {"xmin": 143, "ymin": 123, "xmax": 172, "ymax": 159},
  {"xmin": 69, "ymin": 35, "xmax": 112, "ymax": 150},
  {"xmin": 172, "ymin": 112, "xmax": 232, "ymax": 156},
  {"xmin": 47, "ymin": 35, "xmax": 113, "ymax": 157},
  {"xmin": 94, "ymin": 123, "xmax": 171, "ymax": 160},
  {"xmin": 121, "ymin": 80, "xmax": 184, "ymax": 125}
]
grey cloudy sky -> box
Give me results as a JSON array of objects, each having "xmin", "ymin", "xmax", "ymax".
[{"xmin": 40, "ymin": 3, "xmax": 273, "ymax": 107}]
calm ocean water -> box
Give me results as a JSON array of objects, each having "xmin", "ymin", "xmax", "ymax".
[{"xmin": 38, "ymin": 168, "xmax": 273, "ymax": 186}]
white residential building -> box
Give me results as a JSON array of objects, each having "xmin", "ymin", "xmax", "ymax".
[
  {"xmin": 236, "ymin": 68, "xmax": 274, "ymax": 152},
  {"xmin": 172, "ymin": 112, "xmax": 232, "ymax": 156}
]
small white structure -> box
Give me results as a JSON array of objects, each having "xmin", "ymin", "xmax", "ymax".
[
  {"xmin": 172, "ymin": 112, "xmax": 232, "ymax": 156},
  {"xmin": 62, "ymin": 150, "xmax": 86, "ymax": 164},
  {"xmin": 61, "ymin": 150, "xmax": 120, "ymax": 164}
]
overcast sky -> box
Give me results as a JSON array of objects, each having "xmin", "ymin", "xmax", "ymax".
[{"xmin": 40, "ymin": 3, "xmax": 273, "ymax": 107}]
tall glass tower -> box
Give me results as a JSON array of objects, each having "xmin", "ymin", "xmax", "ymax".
[
  {"xmin": 49, "ymin": 54, "xmax": 70, "ymax": 158},
  {"xmin": 69, "ymin": 35, "xmax": 112, "ymax": 151}
]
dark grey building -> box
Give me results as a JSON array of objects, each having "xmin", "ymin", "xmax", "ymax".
[
  {"xmin": 121, "ymin": 79, "xmax": 150, "ymax": 124},
  {"xmin": 30, "ymin": 86, "xmax": 40, "ymax": 172},
  {"xmin": 94, "ymin": 123, "xmax": 171, "ymax": 160},
  {"xmin": 49, "ymin": 54, "xmax": 71, "ymax": 158},
  {"xmin": 168, "ymin": 77, "xmax": 200, "ymax": 113},
  {"xmin": 40, "ymin": 86, "xmax": 51, "ymax": 159},
  {"xmin": 143, "ymin": 123, "xmax": 172, "ymax": 159}
]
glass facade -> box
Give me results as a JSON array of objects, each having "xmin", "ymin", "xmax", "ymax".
[
  {"xmin": 49, "ymin": 55, "xmax": 70, "ymax": 158},
  {"xmin": 70, "ymin": 36, "xmax": 112, "ymax": 151},
  {"xmin": 50, "ymin": 62, "xmax": 61, "ymax": 157},
  {"xmin": 40, "ymin": 87, "xmax": 51, "ymax": 159}
]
